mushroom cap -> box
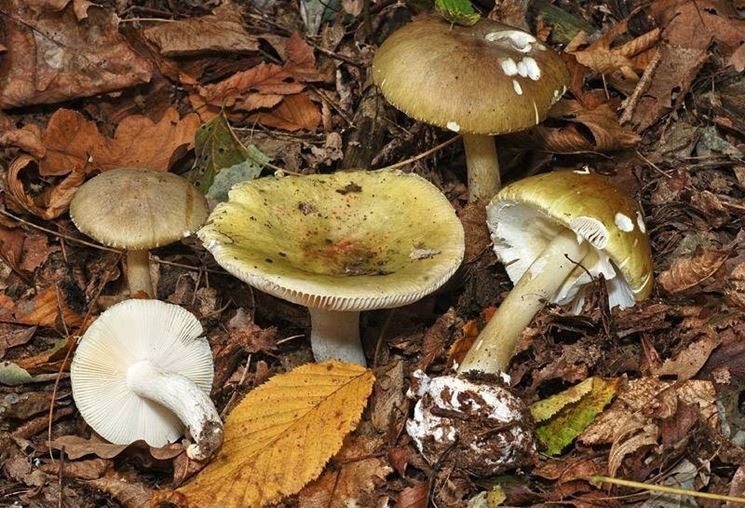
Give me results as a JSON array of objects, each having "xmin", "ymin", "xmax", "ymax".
[
  {"xmin": 70, "ymin": 168, "xmax": 209, "ymax": 250},
  {"xmin": 372, "ymin": 16, "xmax": 569, "ymax": 135},
  {"xmin": 70, "ymin": 299, "xmax": 214, "ymax": 447},
  {"xmin": 198, "ymin": 170, "xmax": 465, "ymax": 312},
  {"xmin": 487, "ymin": 170, "xmax": 653, "ymax": 308}
]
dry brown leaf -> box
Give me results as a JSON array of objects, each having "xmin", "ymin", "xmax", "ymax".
[
  {"xmin": 725, "ymin": 263, "xmax": 745, "ymax": 310},
  {"xmin": 48, "ymin": 435, "xmax": 128, "ymax": 460},
  {"xmin": 8, "ymin": 286, "xmax": 83, "ymax": 329},
  {"xmin": 658, "ymin": 248, "xmax": 730, "ymax": 293},
  {"xmin": 40, "ymin": 458, "xmax": 109, "ymax": 480},
  {"xmin": 248, "ymin": 93, "xmax": 321, "ymax": 132},
  {"xmin": 144, "ymin": 3, "xmax": 258, "ymax": 56},
  {"xmin": 568, "ymin": 21, "xmax": 660, "ymax": 80},
  {"xmin": 89, "ymin": 472, "xmax": 154, "ymax": 508},
  {"xmin": 651, "ymin": 320, "xmax": 720, "ymax": 380},
  {"xmin": 0, "ymin": 1, "xmax": 152, "ymax": 108},
  {"xmin": 0, "ymin": 324, "xmax": 36, "ymax": 359},
  {"xmin": 607, "ymin": 423, "xmax": 659, "ymax": 477},
  {"xmin": 38, "ymin": 108, "xmax": 199, "ymax": 176},
  {"xmin": 297, "ymin": 456, "xmax": 391, "ymax": 508},
  {"xmin": 369, "ymin": 360, "xmax": 406, "ymax": 433},
  {"xmin": 396, "ymin": 481, "xmax": 429, "ymax": 508},
  {"xmin": 5, "ymin": 156, "xmax": 87, "ymax": 219},
  {"xmin": 167, "ymin": 361, "xmax": 375, "ymax": 507}
]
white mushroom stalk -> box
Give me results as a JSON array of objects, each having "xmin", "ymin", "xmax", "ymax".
[
  {"xmin": 308, "ymin": 309, "xmax": 365, "ymax": 366},
  {"xmin": 463, "ymin": 134, "xmax": 501, "ymax": 202},
  {"xmin": 71, "ymin": 299, "xmax": 223, "ymax": 461},
  {"xmin": 127, "ymin": 361, "xmax": 224, "ymax": 461},
  {"xmin": 127, "ymin": 249, "xmax": 154, "ymax": 298},
  {"xmin": 458, "ymin": 230, "xmax": 588, "ymax": 374}
]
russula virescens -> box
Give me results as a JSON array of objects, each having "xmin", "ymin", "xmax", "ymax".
[
  {"xmin": 70, "ymin": 299, "xmax": 223, "ymax": 460},
  {"xmin": 373, "ymin": 16, "xmax": 569, "ymax": 202},
  {"xmin": 198, "ymin": 169, "xmax": 465, "ymax": 366},
  {"xmin": 70, "ymin": 168, "xmax": 208, "ymax": 298},
  {"xmin": 458, "ymin": 169, "xmax": 654, "ymax": 374}
]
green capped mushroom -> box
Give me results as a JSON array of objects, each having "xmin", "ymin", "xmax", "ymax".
[{"xmin": 198, "ymin": 169, "xmax": 465, "ymax": 366}]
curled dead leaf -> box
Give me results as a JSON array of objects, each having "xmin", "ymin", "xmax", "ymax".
[
  {"xmin": 248, "ymin": 93, "xmax": 321, "ymax": 132},
  {"xmin": 658, "ymin": 248, "xmax": 730, "ymax": 293}
]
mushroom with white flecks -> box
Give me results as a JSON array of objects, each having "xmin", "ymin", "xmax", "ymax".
[
  {"xmin": 198, "ymin": 169, "xmax": 465, "ymax": 366},
  {"xmin": 71, "ymin": 299, "xmax": 223, "ymax": 460},
  {"xmin": 458, "ymin": 170, "xmax": 654, "ymax": 374},
  {"xmin": 70, "ymin": 168, "xmax": 209, "ymax": 298},
  {"xmin": 373, "ymin": 16, "xmax": 569, "ymax": 202}
]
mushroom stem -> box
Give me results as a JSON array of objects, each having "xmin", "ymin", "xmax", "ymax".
[
  {"xmin": 126, "ymin": 250, "xmax": 154, "ymax": 298},
  {"xmin": 458, "ymin": 230, "xmax": 590, "ymax": 374},
  {"xmin": 127, "ymin": 360, "xmax": 224, "ymax": 460},
  {"xmin": 308, "ymin": 309, "xmax": 366, "ymax": 366},
  {"xmin": 463, "ymin": 133, "xmax": 501, "ymax": 202}
]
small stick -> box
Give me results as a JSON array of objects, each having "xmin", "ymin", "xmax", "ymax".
[
  {"xmin": 376, "ymin": 136, "xmax": 461, "ymax": 171},
  {"xmin": 620, "ymin": 50, "xmax": 662, "ymax": 125},
  {"xmin": 592, "ymin": 475, "xmax": 745, "ymax": 504}
]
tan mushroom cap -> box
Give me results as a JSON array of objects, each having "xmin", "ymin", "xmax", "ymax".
[
  {"xmin": 487, "ymin": 170, "xmax": 653, "ymax": 303},
  {"xmin": 372, "ymin": 16, "xmax": 569, "ymax": 135},
  {"xmin": 70, "ymin": 168, "xmax": 209, "ymax": 250},
  {"xmin": 198, "ymin": 170, "xmax": 465, "ymax": 312}
]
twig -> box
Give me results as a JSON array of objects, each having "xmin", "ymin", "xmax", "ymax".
[
  {"xmin": 592, "ymin": 475, "xmax": 745, "ymax": 504},
  {"xmin": 620, "ymin": 50, "xmax": 662, "ymax": 125},
  {"xmin": 375, "ymin": 136, "xmax": 462, "ymax": 171}
]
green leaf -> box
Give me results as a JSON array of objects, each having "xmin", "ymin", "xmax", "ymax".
[
  {"xmin": 530, "ymin": 377, "xmax": 620, "ymax": 455},
  {"xmin": 190, "ymin": 111, "xmax": 265, "ymax": 194},
  {"xmin": 206, "ymin": 146, "xmax": 269, "ymax": 202},
  {"xmin": 434, "ymin": 0, "xmax": 480, "ymax": 26}
]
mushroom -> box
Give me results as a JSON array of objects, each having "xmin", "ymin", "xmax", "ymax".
[
  {"xmin": 373, "ymin": 16, "xmax": 569, "ymax": 202},
  {"xmin": 458, "ymin": 169, "xmax": 654, "ymax": 374},
  {"xmin": 70, "ymin": 168, "xmax": 208, "ymax": 298},
  {"xmin": 405, "ymin": 170, "xmax": 653, "ymax": 476},
  {"xmin": 198, "ymin": 169, "xmax": 464, "ymax": 366},
  {"xmin": 70, "ymin": 299, "xmax": 223, "ymax": 461}
]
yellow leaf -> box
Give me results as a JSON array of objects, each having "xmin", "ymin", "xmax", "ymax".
[{"xmin": 175, "ymin": 361, "xmax": 375, "ymax": 507}]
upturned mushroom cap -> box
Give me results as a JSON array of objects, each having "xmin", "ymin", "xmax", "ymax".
[
  {"xmin": 71, "ymin": 299, "xmax": 214, "ymax": 447},
  {"xmin": 70, "ymin": 168, "xmax": 208, "ymax": 250},
  {"xmin": 198, "ymin": 170, "xmax": 465, "ymax": 311},
  {"xmin": 372, "ymin": 16, "xmax": 569, "ymax": 135},
  {"xmin": 487, "ymin": 170, "xmax": 653, "ymax": 308}
]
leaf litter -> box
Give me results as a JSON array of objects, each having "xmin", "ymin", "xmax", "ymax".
[{"xmin": 1, "ymin": 0, "xmax": 745, "ymax": 506}]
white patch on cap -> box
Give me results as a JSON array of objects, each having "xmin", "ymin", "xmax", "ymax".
[
  {"xmin": 446, "ymin": 121, "xmax": 460, "ymax": 132},
  {"xmin": 636, "ymin": 211, "xmax": 646, "ymax": 233},
  {"xmin": 570, "ymin": 216, "xmax": 609, "ymax": 249},
  {"xmin": 500, "ymin": 57, "xmax": 518, "ymax": 76},
  {"xmin": 532, "ymin": 100, "xmax": 539, "ymax": 124},
  {"xmin": 512, "ymin": 80, "xmax": 523, "ymax": 95},
  {"xmin": 614, "ymin": 212, "xmax": 634, "ymax": 232},
  {"xmin": 522, "ymin": 57, "xmax": 541, "ymax": 80},
  {"xmin": 516, "ymin": 60, "xmax": 528, "ymax": 78},
  {"xmin": 485, "ymin": 30, "xmax": 537, "ymax": 53}
]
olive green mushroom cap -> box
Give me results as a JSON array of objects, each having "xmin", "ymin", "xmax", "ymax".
[
  {"xmin": 198, "ymin": 170, "xmax": 465, "ymax": 312},
  {"xmin": 487, "ymin": 170, "xmax": 653, "ymax": 308},
  {"xmin": 70, "ymin": 168, "xmax": 209, "ymax": 250},
  {"xmin": 372, "ymin": 16, "xmax": 569, "ymax": 135}
]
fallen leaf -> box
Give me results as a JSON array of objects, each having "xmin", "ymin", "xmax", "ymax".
[
  {"xmin": 48, "ymin": 435, "xmax": 128, "ymax": 460},
  {"xmin": 531, "ymin": 377, "xmax": 620, "ymax": 455},
  {"xmin": 651, "ymin": 320, "xmax": 720, "ymax": 380},
  {"xmin": 369, "ymin": 359, "xmax": 406, "ymax": 434},
  {"xmin": 396, "ymin": 481, "xmax": 428, "ymax": 508},
  {"xmin": 170, "ymin": 361, "xmax": 375, "ymax": 507},
  {"xmin": 38, "ymin": 107, "xmax": 199, "ymax": 177},
  {"xmin": 0, "ymin": 324, "xmax": 37, "ymax": 359},
  {"xmin": 725, "ymin": 263, "xmax": 745, "ymax": 310},
  {"xmin": 298, "ymin": 455, "xmax": 390, "ymax": 508},
  {"xmin": 89, "ymin": 472, "xmax": 154, "ymax": 508},
  {"xmin": 0, "ymin": 1, "xmax": 152, "ymax": 108},
  {"xmin": 0, "ymin": 390, "xmax": 51, "ymax": 419},
  {"xmin": 248, "ymin": 93, "xmax": 321, "ymax": 132},
  {"xmin": 9, "ymin": 286, "xmax": 83, "ymax": 329},
  {"xmin": 40, "ymin": 457, "xmax": 109, "ymax": 480},
  {"xmin": 143, "ymin": 3, "xmax": 258, "ymax": 57},
  {"xmin": 658, "ymin": 248, "xmax": 730, "ymax": 293}
]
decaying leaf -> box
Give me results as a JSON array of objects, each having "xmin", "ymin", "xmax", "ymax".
[
  {"xmin": 247, "ymin": 93, "xmax": 321, "ymax": 132},
  {"xmin": 531, "ymin": 377, "xmax": 620, "ymax": 455},
  {"xmin": 168, "ymin": 361, "xmax": 375, "ymax": 507},
  {"xmin": 0, "ymin": 285, "xmax": 83, "ymax": 328},
  {"xmin": 0, "ymin": 0, "xmax": 152, "ymax": 108},
  {"xmin": 89, "ymin": 472, "xmax": 154, "ymax": 508},
  {"xmin": 650, "ymin": 319, "xmax": 720, "ymax": 380},
  {"xmin": 0, "ymin": 324, "xmax": 37, "ymax": 359},
  {"xmin": 48, "ymin": 435, "xmax": 128, "ymax": 460},
  {"xmin": 143, "ymin": 3, "xmax": 259, "ymax": 56},
  {"xmin": 658, "ymin": 248, "xmax": 730, "ymax": 293}
]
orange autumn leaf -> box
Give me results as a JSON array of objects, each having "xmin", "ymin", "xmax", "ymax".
[
  {"xmin": 248, "ymin": 93, "xmax": 321, "ymax": 132},
  {"xmin": 167, "ymin": 361, "xmax": 374, "ymax": 507},
  {"xmin": 32, "ymin": 108, "xmax": 198, "ymax": 176}
]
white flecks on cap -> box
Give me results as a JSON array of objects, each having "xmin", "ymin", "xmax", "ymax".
[
  {"xmin": 570, "ymin": 216, "xmax": 609, "ymax": 249},
  {"xmin": 513, "ymin": 80, "xmax": 523, "ymax": 95},
  {"xmin": 516, "ymin": 60, "xmax": 528, "ymax": 78},
  {"xmin": 636, "ymin": 211, "xmax": 646, "ymax": 233},
  {"xmin": 614, "ymin": 212, "xmax": 634, "ymax": 232},
  {"xmin": 500, "ymin": 57, "xmax": 518, "ymax": 76},
  {"xmin": 485, "ymin": 30, "xmax": 537, "ymax": 53},
  {"xmin": 532, "ymin": 100, "xmax": 539, "ymax": 124},
  {"xmin": 446, "ymin": 121, "xmax": 461, "ymax": 132},
  {"xmin": 522, "ymin": 57, "xmax": 541, "ymax": 80}
]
